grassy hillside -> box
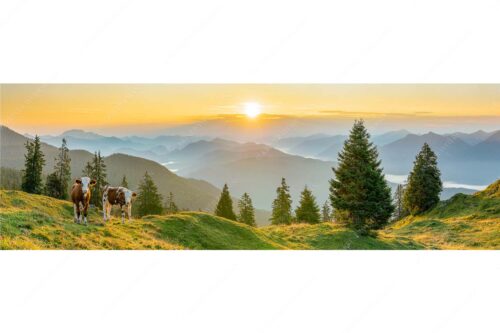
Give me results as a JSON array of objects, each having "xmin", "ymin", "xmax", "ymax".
[
  {"xmin": 384, "ymin": 180, "xmax": 500, "ymax": 249},
  {"xmin": 0, "ymin": 190, "xmax": 281, "ymax": 250},
  {"xmin": 2, "ymin": 181, "xmax": 498, "ymax": 250},
  {"xmin": 1, "ymin": 190, "xmax": 420, "ymax": 250}
]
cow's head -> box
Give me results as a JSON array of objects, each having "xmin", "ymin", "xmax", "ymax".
[
  {"xmin": 79, "ymin": 177, "xmax": 97, "ymax": 196},
  {"xmin": 124, "ymin": 190, "xmax": 138, "ymax": 205}
]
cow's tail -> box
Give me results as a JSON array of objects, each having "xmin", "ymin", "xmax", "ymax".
[{"xmin": 103, "ymin": 185, "xmax": 109, "ymax": 193}]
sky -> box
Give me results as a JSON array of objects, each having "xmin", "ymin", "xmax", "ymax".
[{"xmin": 2, "ymin": 84, "xmax": 500, "ymax": 135}]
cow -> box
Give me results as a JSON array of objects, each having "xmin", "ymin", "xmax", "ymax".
[
  {"xmin": 71, "ymin": 177, "xmax": 96, "ymax": 225},
  {"xmin": 102, "ymin": 186, "xmax": 137, "ymax": 223}
]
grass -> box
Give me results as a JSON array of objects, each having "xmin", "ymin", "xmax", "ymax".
[
  {"xmin": 261, "ymin": 223, "xmax": 422, "ymax": 249},
  {"xmin": 144, "ymin": 213, "xmax": 283, "ymax": 249},
  {"xmin": 1, "ymin": 183, "xmax": 499, "ymax": 250},
  {"xmin": 383, "ymin": 180, "xmax": 500, "ymax": 250}
]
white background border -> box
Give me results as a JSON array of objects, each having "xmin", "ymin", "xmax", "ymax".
[{"xmin": 1, "ymin": 1, "xmax": 499, "ymax": 332}]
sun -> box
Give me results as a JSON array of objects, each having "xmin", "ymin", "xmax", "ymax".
[{"xmin": 243, "ymin": 102, "xmax": 262, "ymax": 118}]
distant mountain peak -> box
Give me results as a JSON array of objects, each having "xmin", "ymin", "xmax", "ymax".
[
  {"xmin": 425, "ymin": 131, "xmax": 441, "ymax": 137},
  {"xmin": 60, "ymin": 129, "xmax": 104, "ymax": 139}
]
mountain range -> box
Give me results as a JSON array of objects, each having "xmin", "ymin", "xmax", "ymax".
[
  {"xmin": 4, "ymin": 125, "xmax": 497, "ymax": 216},
  {"xmin": 269, "ymin": 129, "xmax": 499, "ymax": 185},
  {"xmin": 165, "ymin": 138, "xmax": 336, "ymax": 209},
  {"xmin": 40, "ymin": 129, "xmax": 205, "ymax": 162}
]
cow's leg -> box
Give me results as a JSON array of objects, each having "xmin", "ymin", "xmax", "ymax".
[
  {"xmin": 78, "ymin": 202, "xmax": 83, "ymax": 223},
  {"xmin": 127, "ymin": 204, "xmax": 132, "ymax": 222},
  {"xmin": 83, "ymin": 206, "xmax": 88, "ymax": 226},
  {"xmin": 121, "ymin": 205, "xmax": 125, "ymax": 224},
  {"xmin": 75, "ymin": 203, "xmax": 81, "ymax": 224},
  {"xmin": 73, "ymin": 203, "xmax": 79, "ymax": 223},
  {"xmin": 103, "ymin": 197, "xmax": 108, "ymax": 221},
  {"xmin": 106, "ymin": 203, "xmax": 112, "ymax": 223}
]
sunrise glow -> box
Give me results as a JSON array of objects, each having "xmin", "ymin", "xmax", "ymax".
[
  {"xmin": 2, "ymin": 85, "xmax": 500, "ymax": 135},
  {"xmin": 244, "ymin": 102, "xmax": 262, "ymax": 118}
]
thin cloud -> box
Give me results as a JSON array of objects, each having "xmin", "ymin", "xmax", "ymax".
[{"xmin": 317, "ymin": 110, "xmax": 437, "ymax": 118}]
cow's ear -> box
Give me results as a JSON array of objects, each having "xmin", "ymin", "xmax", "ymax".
[
  {"xmin": 132, "ymin": 192, "xmax": 137, "ymax": 197},
  {"xmin": 75, "ymin": 179, "xmax": 82, "ymax": 184},
  {"xmin": 90, "ymin": 179, "xmax": 97, "ymax": 185}
]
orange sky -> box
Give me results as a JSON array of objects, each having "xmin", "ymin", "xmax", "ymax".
[{"xmin": 2, "ymin": 84, "xmax": 500, "ymax": 134}]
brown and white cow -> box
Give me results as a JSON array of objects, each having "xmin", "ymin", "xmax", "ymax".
[
  {"xmin": 102, "ymin": 186, "xmax": 137, "ymax": 223},
  {"xmin": 71, "ymin": 177, "xmax": 96, "ymax": 225}
]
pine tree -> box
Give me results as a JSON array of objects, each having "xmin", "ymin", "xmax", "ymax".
[
  {"xmin": 321, "ymin": 201, "xmax": 332, "ymax": 223},
  {"xmin": 393, "ymin": 184, "xmax": 406, "ymax": 220},
  {"xmin": 135, "ymin": 171, "xmax": 163, "ymax": 217},
  {"xmin": 329, "ymin": 120, "xmax": 394, "ymax": 232},
  {"xmin": 238, "ymin": 192, "xmax": 256, "ymax": 227},
  {"xmin": 215, "ymin": 184, "xmax": 237, "ymax": 220},
  {"xmin": 90, "ymin": 151, "xmax": 107, "ymax": 207},
  {"xmin": 45, "ymin": 172, "xmax": 63, "ymax": 198},
  {"xmin": 52, "ymin": 138, "xmax": 71, "ymax": 199},
  {"xmin": 295, "ymin": 186, "xmax": 321, "ymax": 224},
  {"xmin": 164, "ymin": 192, "xmax": 179, "ymax": 215},
  {"xmin": 120, "ymin": 175, "xmax": 129, "ymax": 188},
  {"xmin": 270, "ymin": 178, "xmax": 293, "ymax": 225},
  {"xmin": 82, "ymin": 161, "xmax": 93, "ymax": 177},
  {"xmin": 21, "ymin": 135, "xmax": 45, "ymax": 194},
  {"xmin": 403, "ymin": 143, "xmax": 443, "ymax": 214}
]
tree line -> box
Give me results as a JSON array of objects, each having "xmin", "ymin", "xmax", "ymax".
[
  {"xmin": 211, "ymin": 120, "xmax": 442, "ymax": 231},
  {"xmin": 19, "ymin": 119, "xmax": 443, "ymax": 232}
]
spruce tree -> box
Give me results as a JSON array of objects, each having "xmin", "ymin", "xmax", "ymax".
[
  {"xmin": 215, "ymin": 184, "xmax": 237, "ymax": 220},
  {"xmin": 329, "ymin": 120, "xmax": 394, "ymax": 232},
  {"xmin": 238, "ymin": 192, "xmax": 256, "ymax": 227},
  {"xmin": 120, "ymin": 175, "xmax": 129, "ymax": 188},
  {"xmin": 321, "ymin": 201, "xmax": 332, "ymax": 223},
  {"xmin": 90, "ymin": 151, "xmax": 107, "ymax": 207},
  {"xmin": 270, "ymin": 178, "xmax": 293, "ymax": 225},
  {"xmin": 164, "ymin": 192, "xmax": 179, "ymax": 215},
  {"xmin": 295, "ymin": 186, "xmax": 321, "ymax": 224},
  {"xmin": 135, "ymin": 171, "xmax": 163, "ymax": 216},
  {"xmin": 82, "ymin": 161, "xmax": 93, "ymax": 177},
  {"xmin": 45, "ymin": 172, "xmax": 63, "ymax": 198},
  {"xmin": 403, "ymin": 143, "xmax": 443, "ymax": 214},
  {"xmin": 53, "ymin": 138, "xmax": 71, "ymax": 199},
  {"xmin": 21, "ymin": 136, "xmax": 45, "ymax": 194},
  {"xmin": 393, "ymin": 184, "xmax": 406, "ymax": 220}
]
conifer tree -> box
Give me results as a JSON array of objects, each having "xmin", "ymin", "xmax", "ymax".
[
  {"xmin": 329, "ymin": 120, "xmax": 394, "ymax": 232},
  {"xmin": 120, "ymin": 175, "xmax": 129, "ymax": 188},
  {"xmin": 164, "ymin": 192, "xmax": 179, "ymax": 215},
  {"xmin": 295, "ymin": 186, "xmax": 321, "ymax": 224},
  {"xmin": 403, "ymin": 143, "xmax": 443, "ymax": 214},
  {"xmin": 215, "ymin": 184, "xmax": 237, "ymax": 220},
  {"xmin": 238, "ymin": 192, "xmax": 256, "ymax": 227},
  {"xmin": 270, "ymin": 178, "xmax": 293, "ymax": 225},
  {"xmin": 90, "ymin": 151, "xmax": 107, "ymax": 207},
  {"xmin": 135, "ymin": 171, "xmax": 163, "ymax": 216},
  {"xmin": 45, "ymin": 172, "xmax": 63, "ymax": 198},
  {"xmin": 82, "ymin": 161, "xmax": 93, "ymax": 177},
  {"xmin": 393, "ymin": 184, "xmax": 406, "ymax": 220},
  {"xmin": 52, "ymin": 138, "xmax": 71, "ymax": 199},
  {"xmin": 321, "ymin": 200, "xmax": 332, "ymax": 223},
  {"xmin": 21, "ymin": 135, "xmax": 45, "ymax": 194}
]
